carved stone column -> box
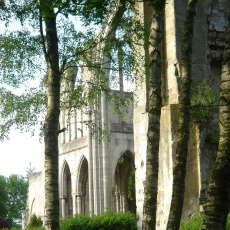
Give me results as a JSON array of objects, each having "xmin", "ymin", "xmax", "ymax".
[
  {"xmin": 87, "ymin": 109, "xmax": 94, "ymax": 215},
  {"xmin": 72, "ymin": 194, "xmax": 77, "ymax": 216},
  {"xmin": 92, "ymin": 109, "xmax": 100, "ymax": 215},
  {"xmin": 115, "ymin": 192, "xmax": 120, "ymax": 212},
  {"xmin": 76, "ymin": 193, "xmax": 82, "ymax": 215},
  {"xmin": 112, "ymin": 188, "xmax": 116, "ymax": 211},
  {"xmin": 122, "ymin": 192, "xmax": 126, "ymax": 212},
  {"xmin": 119, "ymin": 193, "xmax": 123, "ymax": 212},
  {"xmin": 61, "ymin": 197, "xmax": 67, "ymax": 218}
]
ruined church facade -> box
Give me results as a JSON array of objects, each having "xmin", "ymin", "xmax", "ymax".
[
  {"xmin": 22, "ymin": 88, "xmax": 135, "ymax": 228},
  {"xmin": 58, "ymin": 92, "xmax": 135, "ymax": 218},
  {"xmin": 23, "ymin": 1, "xmax": 230, "ymax": 229}
]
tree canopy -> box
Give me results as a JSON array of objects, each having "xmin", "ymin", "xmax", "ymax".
[
  {"xmin": 0, "ymin": 0, "xmax": 141, "ymax": 141},
  {"xmin": 0, "ymin": 176, "xmax": 8, "ymax": 218},
  {"xmin": 0, "ymin": 174, "xmax": 28, "ymax": 228}
]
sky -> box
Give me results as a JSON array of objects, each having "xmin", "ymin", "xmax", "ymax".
[
  {"xmin": 0, "ymin": 16, "xmax": 86, "ymax": 178},
  {"xmin": 0, "ymin": 128, "xmax": 43, "ymax": 177},
  {"xmin": 0, "ymin": 21, "xmax": 43, "ymax": 177},
  {"xmin": 0, "ymin": 13, "xmax": 85, "ymax": 178}
]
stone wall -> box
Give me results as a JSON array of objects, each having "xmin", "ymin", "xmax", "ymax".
[
  {"xmin": 134, "ymin": 0, "xmax": 229, "ymax": 229},
  {"xmin": 22, "ymin": 172, "xmax": 45, "ymax": 229},
  {"xmin": 58, "ymin": 93, "xmax": 134, "ymax": 217}
]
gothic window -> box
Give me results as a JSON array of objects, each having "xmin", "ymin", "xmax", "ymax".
[
  {"xmin": 115, "ymin": 150, "xmax": 136, "ymax": 214},
  {"xmin": 76, "ymin": 156, "xmax": 89, "ymax": 215},
  {"xmin": 61, "ymin": 162, "xmax": 73, "ymax": 218}
]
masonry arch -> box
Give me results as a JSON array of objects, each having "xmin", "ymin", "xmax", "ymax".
[
  {"xmin": 75, "ymin": 155, "xmax": 89, "ymax": 215},
  {"xmin": 60, "ymin": 160, "xmax": 73, "ymax": 218},
  {"xmin": 115, "ymin": 149, "xmax": 136, "ymax": 213}
]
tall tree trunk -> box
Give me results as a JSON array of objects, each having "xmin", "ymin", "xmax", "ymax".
[
  {"xmin": 43, "ymin": 12, "xmax": 60, "ymax": 230},
  {"xmin": 201, "ymin": 15, "xmax": 230, "ymax": 230},
  {"xmin": 166, "ymin": 0, "xmax": 197, "ymax": 229},
  {"xmin": 142, "ymin": 6, "xmax": 164, "ymax": 230}
]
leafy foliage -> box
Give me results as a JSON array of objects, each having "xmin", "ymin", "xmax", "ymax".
[
  {"xmin": 128, "ymin": 170, "xmax": 136, "ymax": 214},
  {"xmin": 0, "ymin": 31, "xmax": 44, "ymax": 87},
  {"xmin": 26, "ymin": 163, "xmax": 36, "ymax": 179},
  {"xmin": 0, "ymin": 176, "xmax": 8, "ymax": 218},
  {"xmin": 28, "ymin": 214, "xmax": 43, "ymax": 228},
  {"xmin": 6, "ymin": 174, "xmax": 28, "ymax": 227},
  {"xmin": 148, "ymin": 0, "xmax": 166, "ymax": 11},
  {"xmin": 0, "ymin": 0, "xmax": 143, "ymax": 141},
  {"xmin": 60, "ymin": 209, "xmax": 137, "ymax": 230},
  {"xmin": 77, "ymin": 0, "xmax": 111, "ymax": 26},
  {"xmin": 190, "ymin": 80, "xmax": 218, "ymax": 124},
  {"xmin": 128, "ymin": 170, "xmax": 135, "ymax": 201},
  {"xmin": 10, "ymin": 227, "xmax": 44, "ymax": 230},
  {"xmin": 0, "ymin": 87, "xmax": 46, "ymax": 141},
  {"xmin": 227, "ymin": 214, "xmax": 230, "ymax": 230},
  {"xmin": 0, "ymin": 217, "xmax": 10, "ymax": 229},
  {"xmin": 205, "ymin": 131, "xmax": 219, "ymax": 145},
  {"xmin": 0, "ymin": 174, "xmax": 28, "ymax": 228}
]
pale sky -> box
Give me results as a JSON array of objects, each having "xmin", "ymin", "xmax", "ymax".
[
  {"xmin": 0, "ymin": 128, "xmax": 43, "ymax": 177},
  {"xmin": 0, "ymin": 21, "xmax": 44, "ymax": 177}
]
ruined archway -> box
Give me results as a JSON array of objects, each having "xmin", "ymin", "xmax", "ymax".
[
  {"xmin": 61, "ymin": 161, "xmax": 73, "ymax": 218},
  {"xmin": 76, "ymin": 155, "xmax": 89, "ymax": 215},
  {"xmin": 115, "ymin": 149, "xmax": 136, "ymax": 213}
]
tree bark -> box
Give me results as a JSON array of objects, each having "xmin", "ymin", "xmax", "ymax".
[
  {"xmin": 43, "ymin": 11, "xmax": 60, "ymax": 230},
  {"xmin": 166, "ymin": 0, "xmax": 197, "ymax": 229},
  {"xmin": 142, "ymin": 6, "xmax": 164, "ymax": 230},
  {"xmin": 201, "ymin": 15, "xmax": 230, "ymax": 230}
]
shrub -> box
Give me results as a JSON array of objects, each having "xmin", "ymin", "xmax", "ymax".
[
  {"xmin": 226, "ymin": 214, "xmax": 230, "ymax": 230},
  {"xmin": 60, "ymin": 210, "xmax": 137, "ymax": 230},
  {"xmin": 0, "ymin": 217, "xmax": 10, "ymax": 229},
  {"xmin": 28, "ymin": 214, "xmax": 43, "ymax": 228}
]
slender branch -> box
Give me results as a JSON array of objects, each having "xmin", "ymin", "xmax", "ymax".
[
  {"xmin": 26, "ymin": 57, "xmax": 47, "ymax": 73},
  {"xmin": 60, "ymin": 58, "xmax": 67, "ymax": 75},
  {"xmin": 58, "ymin": 127, "xmax": 66, "ymax": 134}
]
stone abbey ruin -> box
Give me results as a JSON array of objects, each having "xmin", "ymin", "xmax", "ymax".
[{"xmin": 22, "ymin": 1, "xmax": 230, "ymax": 229}]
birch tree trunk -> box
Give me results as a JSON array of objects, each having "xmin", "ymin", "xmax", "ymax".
[
  {"xmin": 142, "ymin": 6, "xmax": 164, "ymax": 230},
  {"xmin": 43, "ymin": 11, "xmax": 60, "ymax": 230},
  {"xmin": 201, "ymin": 15, "xmax": 230, "ymax": 230},
  {"xmin": 166, "ymin": 0, "xmax": 197, "ymax": 229}
]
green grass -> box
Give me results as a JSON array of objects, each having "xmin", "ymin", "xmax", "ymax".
[
  {"xmin": 180, "ymin": 213, "xmax": 203, "ymax": 230},
  {"xmin": 180, "ymin": 213, "xmax": 230, "ymax": 230}
]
